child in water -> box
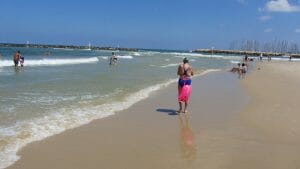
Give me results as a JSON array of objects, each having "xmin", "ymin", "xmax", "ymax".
[
  {"xmin": 19, "ymin": 55, "xmax": 24, "ymax": 67},
  {"xmin": 109, "ymin": 52, "xmax": 118, "ymax": 65}
]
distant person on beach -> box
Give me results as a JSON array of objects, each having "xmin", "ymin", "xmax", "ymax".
[
  {"xmin": 289, "ymin": 55, "xmax": 292, "ymax": 61},
  {"xmin": 177, "ymin": 57, "xmax": 194, "ymax": 113},
  {"xmin": 13, "ymin": 51, "xmax": 21, "ymax": 67},
  {"xmin": 109, "ymin": 52, "xmax": 118, "ymax": 65},
  {"xmin": 259, "ymin": 53, "xmax": 263, "ymax": 61},
  {"xmin": 244, "ymin": 55, "xmax": 248, "ymax": 62}
]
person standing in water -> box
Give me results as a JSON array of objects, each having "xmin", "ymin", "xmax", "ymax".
[
  {"xmin": 109, "ymin": 52, "xmax": 118, "ymax": 65},
  {"xmin": 13, "ymin": 51, "xmax": 21, "ymax": 67},
  {"xmin": 19, "ymin": 54, "xmax": 24, "ymax": 67},
  {"xmin": 177, "ymin": 57, "xmax": 194, "ymax": 113}
]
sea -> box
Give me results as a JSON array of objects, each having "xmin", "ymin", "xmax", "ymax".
[{"xmin": 0, "ymin": 46, "xmax": 297, "ymax": 168}]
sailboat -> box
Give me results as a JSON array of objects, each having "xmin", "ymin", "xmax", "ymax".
[
  {"xmin": 84, "ymin": 42, "xmax": 92, "ymax": 51},
  {"xmin": 116, "ymin": 44, "xmax": 120, "ymax": 52},
  {"xmin": 26, "ymin": 41, "xmax": 30, "ymax": 48}
]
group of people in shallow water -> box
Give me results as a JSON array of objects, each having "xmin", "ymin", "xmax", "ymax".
[
  {"xmin": 10, "ymin": 50, "xmax": 118, "ymax": 68},
  {"xmin": 13, "ymin": 50, "xmax": 24, "ymax": 67},
  {"xmin": 230, "ymin": 55, "xmax": 250, "ymax": 77},
  {"xmin": 230, "ymin": 62, "xmax": 248, "ymax": 74}
]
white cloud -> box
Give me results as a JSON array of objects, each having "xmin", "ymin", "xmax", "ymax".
[
  {"xmin": 265, "ymin": 0, "xmax": 300, "ymax": 12},
  {"xmin": 264, "ymin": 28, "xmax": 273, "ymax": 33},
  {"xmin": 259, "ymin": 15, "xmax": 272, "ymax": 21},
  {"xmin": 295, "ymin": 28, "xmax": 300, "ymax": 33}
]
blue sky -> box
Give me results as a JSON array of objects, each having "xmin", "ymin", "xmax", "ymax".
[{"xmin": 0, "ymin": 0, "xmax": 300, "ymax": 50}]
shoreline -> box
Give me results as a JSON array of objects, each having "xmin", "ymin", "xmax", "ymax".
[
  {"xmin": 5, "ymin": 60, "xmax": 300, "ymax": 169},
  {"xmin": 0, "ymin": 69, "xmax": 220, "ymax": 169},
  {"xmin": 6, "ymin": 71, "xmax": 249, "ymax": 169}
]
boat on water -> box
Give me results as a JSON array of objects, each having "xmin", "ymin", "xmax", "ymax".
[{"xmin": 83, "ymin": 42, "xmax": 92, "ymax": 51}]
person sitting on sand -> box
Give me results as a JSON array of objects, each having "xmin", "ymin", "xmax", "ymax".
[
  {"xmin": 230, "ymin": 63, "xmax": 241, "ymax": 73},
  {"xmin": 241, "ymin": 63, "xmax": 247, "ymax": 74},
  {"xmin": 177, "ymin": 57, "xmax": 194, "ymax": 113}
]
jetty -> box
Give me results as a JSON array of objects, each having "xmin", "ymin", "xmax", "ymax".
[
  {"xmin": 0, "ymin": 43, "xmax": 138, "ymax": 52},
  {"xmin": 193, "ymin": 49, "xmax": 300, "ymax": 58}
]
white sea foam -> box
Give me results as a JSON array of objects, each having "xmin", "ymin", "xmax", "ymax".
[
  {"xmin": 160, "ymin": 63, "xmax": 180, "ymax": 68},
  {"xmin": 139, "ymin": 51, "xmax": 162, "ymax": 55},
  {"xmin": 231, "ymin": 61, "xmax": 241, "ymax": 64},
  {"xmin": 0, "ymin": 60, "xmax": 14, "ymax": 67},
  {"xmin": 101, "ymin": 56, "xmax": 109, "ymax": 60},
  {"xmin": 53, "ymin": 48, "xmax": 74, "ymax": 51},
  {"xmin": 116, "ymin": 55, "xmax": 133, "ymax": 59},
  {"xmin": 199, "ymin": 69, "xmax": 221, "ymax": 75},
  {"xmin": 169, "ymin": 52, "xmax": 206, "ymax": 57},
  {"xmin": 137, "ymin": 51, "xmax": 239, "ymax": 60},
  {"xmin": 99, "ymin": 55, "xmax": 134, "ymax": 60},
  {"xmin": 172, "ymin": 53, "xmax": 242, "ymax": 60},
  {"xmin": 0, "ymin": 57, "xmax": 99, "ymax": 67},
  {"xmin": 270, "ymin": 57, "xmax": 300, "ymax": 61},
  {"xmin": 131, "ymin": 52, "xmax": 141, "ymax": 56}
]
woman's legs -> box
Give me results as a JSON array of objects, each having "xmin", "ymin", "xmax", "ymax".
[
  {"xmin": 178, "ymin": 101, "xmax": 183, "ymax": 113},
  {"xmin": 183, "ymin": 102, "xmax": 189, "ymax": 113}
]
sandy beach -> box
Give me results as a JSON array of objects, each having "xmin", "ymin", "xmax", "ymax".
[{"xmin": 6, "ymin": 61, "xmax": 300, "ymax": 169}]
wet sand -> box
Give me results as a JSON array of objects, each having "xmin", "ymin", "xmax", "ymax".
[{"xmin": 6, "ymin": 62, "xmax": 300, "ymax": 169}]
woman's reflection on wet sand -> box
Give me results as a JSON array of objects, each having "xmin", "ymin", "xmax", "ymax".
[{"xmin": 179, "ymin": 113, "xmax": 197, "ymax": 163}]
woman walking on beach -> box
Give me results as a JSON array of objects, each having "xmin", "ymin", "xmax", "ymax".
[{"xmin": 177, "ymin": 57, "xmax": 194, "ymax": 113}]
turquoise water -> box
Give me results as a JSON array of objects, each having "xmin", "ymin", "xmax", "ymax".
[{"xmin": 0, "ymin": 47, "xmax": 243, "ymax": 168}]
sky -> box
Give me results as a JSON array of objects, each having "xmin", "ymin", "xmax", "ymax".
[{"xmin": 0, "ymin": 0, "xmax": 300, "ymax": 50}]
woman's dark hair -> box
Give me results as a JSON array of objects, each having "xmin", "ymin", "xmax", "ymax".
[{"xmin": 183, "ymin": 57, "xmax": 189, "ymax": 63}]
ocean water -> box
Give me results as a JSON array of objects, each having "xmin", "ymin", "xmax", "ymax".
[{"xmin": 0, "ymin": 46, "xmax": 291, "ymax": 168}]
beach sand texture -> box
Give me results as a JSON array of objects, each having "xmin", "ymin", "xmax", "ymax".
[{"xmin": 6, "ymin": 61, "xmax": 300, "ymax": 169}]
